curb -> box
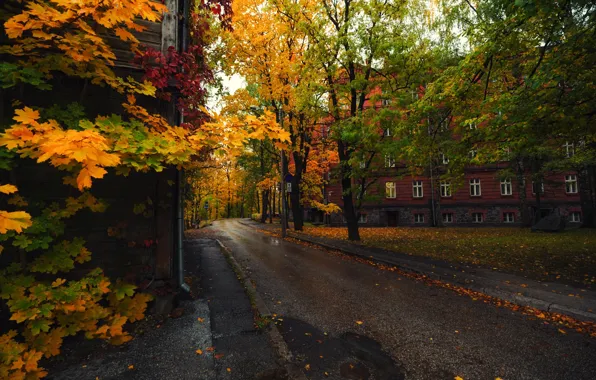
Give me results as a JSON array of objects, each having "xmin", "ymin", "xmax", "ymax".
[{"xmin": 215, "ymin": 239, "xmax": 307, "ymax": 380}]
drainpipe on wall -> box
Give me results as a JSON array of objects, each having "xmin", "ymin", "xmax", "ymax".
[{"xmin": 175, "ymin": 0, "xmax": 191, "ymax": 293}]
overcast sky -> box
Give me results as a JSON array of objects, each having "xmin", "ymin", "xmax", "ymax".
[{"xmin": 208, "ymin": 73, "xmax": 246, "ymax": 112}]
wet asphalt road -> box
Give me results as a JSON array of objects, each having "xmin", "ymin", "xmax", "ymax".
[{"xmin": 212, "ymin": 219, "xmax": 596, "ymax": 380}]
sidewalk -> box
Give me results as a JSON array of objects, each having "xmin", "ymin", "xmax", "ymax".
[
  {"xmin": 241, "ymin": 219, "xmax": 596, "ymax": 322},
  {"xmin": 49, "ymin": 237, "xmax": 282, "ymax": 380}
]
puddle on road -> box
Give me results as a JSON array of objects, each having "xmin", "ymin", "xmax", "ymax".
[{"xmin": 275, "ymin": 317, "xmax": 405, "ymax": 379}]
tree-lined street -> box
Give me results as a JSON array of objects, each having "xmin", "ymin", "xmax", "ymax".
[{"xmin": 208, "ymin": 219, "xmax": 596, "ymax": 380}]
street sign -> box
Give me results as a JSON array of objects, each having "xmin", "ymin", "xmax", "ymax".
[
  {"xmin": 286, "ymin": 182, "xmax": 292, "ymax": 193},
  {"xmin": 204, "ymin": 201, "xmax": 209, "ymax": 210},
  {"xmin": 284, "ymin": 173, "xmax": 293, "ymax": 183}
]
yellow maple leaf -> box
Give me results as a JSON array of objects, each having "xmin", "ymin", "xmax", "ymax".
[
  {"xmin": 196, "ymin": 349, "xmax": 203, "ymax": 355},
  {"xmin": 0, "ymin": 184, "xmax": 18, "ymax": 194},
  {"xmin": 0, "ymin": 210, "xmax": 32, "ymax": 233},
  {"xmin": 13, "ymin": 107, "xmax": 40, "ymax": 125},
  {"xmin": 455, "ymin": 377, "xmax": 464, "ymax": 380}
]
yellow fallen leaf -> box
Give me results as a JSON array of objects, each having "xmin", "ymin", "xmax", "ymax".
[
  {"xmin": 558, "ymin": 328, "xmax": 567, "ymax": 334},
  {"xmin": 198, "ymin": 317, "xmax": 205, "ymax": 323},
  {"xmin": 455, "ymin": 377, "xmax": 464, "ymax": 380},
  {"xmin": 128, "ymin": 365, "xmax": 134, "ymax": 370},
  {"xmin": 0, "ymin": 184, "xmax": 18, "ymax": 194},
  {"xmin": 356, "ymin": 321, "xmax": 363, "ymax": 325},
  {"xmin": 196, "ymin": 349, "xmax": 203, "ymax": 355},
  {"xmin": 226, "ymin": 368, "xmax": 231, "ymax": 372},
  {"xmin": 304, "ymin": 364, "xmax": 310, "ymax": 371}
]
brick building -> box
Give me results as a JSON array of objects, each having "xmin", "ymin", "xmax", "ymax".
[
  {"xmin": 325, "ymin": 165, "xmax": 582, "ymax": 227},
  {"xmin": 319, "ymin": 94, "xmax": 586, "ymax": 228}
]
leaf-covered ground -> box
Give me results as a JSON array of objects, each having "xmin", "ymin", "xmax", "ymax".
[{"xmin": 300, "ymin": 227, "xmax": 596, "ymax": 287}]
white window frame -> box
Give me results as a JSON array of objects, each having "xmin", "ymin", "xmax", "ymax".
[
  {"xmin": 532, "ymin": 181, "xmax": 544, "ymax": 195},
  {"xmin": 438, "ymin": 120, "xmax": 449, "ymax": 132},
  {"xmin": 503, "ymin": 212, "xmax": 515, "ymax": 223},
  {"xmin": 500, "ymin": 179, "xmax": 513, "ymax": 196},
  {"xmin": 358, "ymin": 214, "xmax": 368, "ymax": 224},
  {"xmin": 564, "ymin": 141, "xmax": 575, "ymax": 158},
  {"xmin": 565, "ymin": 175, "xmax": 578, "ymax": 194},
  {"xmin": 469, "ymin": 149, "xmax": 477, "ymax": 160},
  {"xmin": 385, "ymin": 182, "xmax": 396, "ymax": 199},
  {"xmin": 412, "ymin": 180, "xmax": 423, "ymax": 198},
  {"xmin": 442, "ymin": 213, "xmax": 453, "ymax": 223},
  {"xmin": 468, "ymin": 122, "xmax": 477, "ymax": 130},
  {"xmin": 385, "ymin": 154, "xmax": 396, "ymax": 168},
  {"xmin": 384, "ymin": 128, "xmax": 391, "ymax": 137},
  {"xmin": 570, "ymin": 212, "xmax": 581, "ymax": 223},
  {"xmin": 441, "ymin": 153, "xmax": 449, "ymax": 165},
  {"xmin": 440, "ymin": 181, "xmax": 451, "ymax": 197},
  {"xmin": 414, "ymin": 214, "xmax": 425, "ymax": 224},
  {"xmin": 359, "ymin": 161, "xmax": 366, "ymax": 169},
  {"xmin": 382, "ymin": 99, "xmax": 391, "ymax": 107},
  {"xmin": 472, "ymin": 212, "xmax": 484, "ymax": 223},
  {"xmin": 470, "ymin": 179, "xmax": 481, "ymax": 197}
]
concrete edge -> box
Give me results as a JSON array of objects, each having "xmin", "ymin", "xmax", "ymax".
[
  {"xmin": 284, "ymin": 233, "xmax": 596, "ymax": 323},
  {"xmin": 215, "ymin": 239, "xmax": 307, "ymax": 380}
]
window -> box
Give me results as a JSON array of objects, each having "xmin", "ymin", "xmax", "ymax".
[
  {"xmin": 442, "ymin": 213, "xmax": 453, "ymax": 223},
  {"xmin": 382, "ymin": 99, "xmax": 391, "ymax": 107},
  {"xmin": 439, "ymin": 120, "xmax": 449, "ymax": 132},
  {"xmin": 385, "ymin": 154, "xmax": 396, "ymax": 168},
  {"xmin": 440, "ymin": 181, "xmax": 452, "ymax": 197},
  {"xmin": 570, "ymin": 212, "xmax": 581, "ymax": 223},
  {"xmin": 500, "ymin": 179, "xmax": 513, "ymax": 196},
  {"xmin": 503, "ymin": 212, "xmax": 515, "ymax": 223},
  {"xmin": 384, "ymin": 128, "xmax": 391, "ymax": 137},
  {"xmin": 532, "ymin": 181, "xmax": 544, "ymax": 194},
  {"xmin": 564, "ymin": 141, "xmax": 575, "ymax": 158},
  {"xmin": 359, "ymin": 161, "xmax": 366, "ymax": 169},
  {"xmin": 470, "ymin": 179, "xmax": 481, "ymax": 196},
  {"xmin": 565, "ymin": 175, "xmax": 578, "ymax": 194},
  {"xmin": 358, "ymin": 214, "xmax": 367, "ymax": 224},
  {"xmin": 385, "ymin": 182, "xmax": 396, "ymax": 199},
  {"xmin": 472, "ymin": 212, "xmax": 483, "ymax": 223},
  {"xmin": 414, "ymin": 214, "xmax": 425, "ymax": 224},
  {"xmin": 468, "ymin": 123, "xmax": 477, "ymax": 130},
  {"xmin": 441, "ymin": 153, "xmax": 449, "ymax": 165},
  {"xmin": 412, "ymin": 180, "xmax": 423, "ymax": 198},
  {"xmin": 469, "ymin": 149, "xmax": 477, "ymax": 159}
]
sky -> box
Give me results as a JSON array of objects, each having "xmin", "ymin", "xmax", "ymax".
[{"xmin": 208, "ymin": 73, "xmax": 246, "ymax": 112}]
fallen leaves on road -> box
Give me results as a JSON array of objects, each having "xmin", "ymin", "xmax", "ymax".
[
  {"xmin": 227, "ymin": 368, "xmax": 231, "ymax": 372},
  {"xmin": 128, "ymin": 365, "xmax": 134, "ymax": 370},
  {"xmin": 356, "ymin": 320, "xmax": 364, "ymax": 325},
  {"xmin": 206, "ymin": 346, "xmax": 215, "ymax": 352},
  {"xmin": 197, "ymin": 317, "xmax": 205, "ymax": 323},
  {"xmin": 215, "ymin": 353, "xmax": 225, "ymax": 359},
  {"xmin": 196, "ymin": 349, "xmax": 203, "ymax": 355},
  {"xmin": 259, "ymin": 228, "xmax": 596, "ymax": 339},
  {"xmin": 304, "ymin": 364, "xmax": 311, "ymax": 371}
]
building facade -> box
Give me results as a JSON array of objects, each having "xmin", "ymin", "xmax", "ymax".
[{"xmin": 325, "ymin": 164, "xmax": 583, "ymax": 227}]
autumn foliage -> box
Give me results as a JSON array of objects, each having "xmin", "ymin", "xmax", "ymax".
[{"xmin": 0, "ymin": 0, "xmax": 283, "ymax": 378}]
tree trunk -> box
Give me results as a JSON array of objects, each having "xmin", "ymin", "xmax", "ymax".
[
  {"xmin": 579, "ymin": 166, "xmax": 596, "ymax": 228},
  {"xmin": 337, "ymin": 141, "xmax": 360, "ymax": 241},
  {"xmin": 260, "ymin": 189, "xmax": 269, "ymax": 223},
  {"xmin": 516, "ymin": 160, "xmax": 530, "ymax": 226},
  {"xmin": 290, "ymin": 182, "xmax": 303, "ymax": 230},
  {"xmin": 269, "ymin": 188, "xmax": 273, "ymax": 224}
]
